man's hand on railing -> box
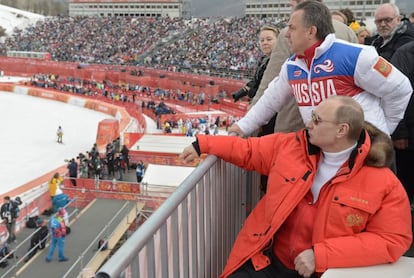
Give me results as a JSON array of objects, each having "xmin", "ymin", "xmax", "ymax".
[
  {"xmin": 227, "ymin": 123, "xmax": 245, "ymax": 137},
  {"xmin": 294, "ymin": 248, "xmax": 315, "ymax": 278},
  {"xmin": 179, "ymin": 145, "xmax": 200, "ymax": 164}
]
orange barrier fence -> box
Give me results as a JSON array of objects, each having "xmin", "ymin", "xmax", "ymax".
[
  {"xmin": 128, "ymin": 151, "xmax": 192, "ymax": 167},
  {"xmin": 0, "ymin": 57, "xmax": 245, "ymax": 97},
  {"xmin": 61, "ymin": 178, "xmax": 166, "ymax": 214},
  {"xmin": 84, "ymin": 100, "xmax": 119, "ymax": 117},
  {"xmin": 124, "ymin": 133, "xmax": 145, "ymax": 149},
  {"xmin": 27, "ymin": 87, "xmax": 71, "ymax": 102},
  {"xmin": 61, "ymin": 178, "xmax": 140, "ymax": 209},
  {"xmin": 96, "ymin": 119, "xmax": 120, "ymax": 152}
]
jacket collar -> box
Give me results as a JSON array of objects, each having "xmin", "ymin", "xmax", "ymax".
[
  {"xmin": 296, "ymin": 40, "xmax": 323, "ymax": 69},
  {"xmin": 291, "ymin": 33, "xmax": 337, "ymax": 63},
  {"xmin": 302, "ymin": 128, "xmax": 370, "ymax": 174}
]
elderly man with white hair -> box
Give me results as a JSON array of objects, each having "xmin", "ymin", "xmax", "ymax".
[{"xmin": 368, "ymin": 3, "xmax": 414, "ymax": 61}]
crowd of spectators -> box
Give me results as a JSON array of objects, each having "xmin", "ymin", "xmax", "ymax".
[
  {"xmin": 147, "ymin": 17, "xmax": 278, "ymax": 77},
  {"xmin": 29, "ymin": 72, "xmax": 227, "ymax": 107},
  {"xmin": 0, "ymin": 16, "xmax": 282, "ymax": 79},
  {"xmin": 1, "ymin": 16, "xmax": 190, "ymax": 65}
]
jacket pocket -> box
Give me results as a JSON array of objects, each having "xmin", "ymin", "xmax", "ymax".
[{"xmin": 328, "ymin": 187, "xmax": 381, "ymax": 234}]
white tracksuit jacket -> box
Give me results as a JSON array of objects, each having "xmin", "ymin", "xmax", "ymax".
[{"xmin": 238, "ymin": 34, "xmax": 413, "ymax": 135}]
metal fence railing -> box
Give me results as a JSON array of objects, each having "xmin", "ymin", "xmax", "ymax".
[{"xmin": 96, "ymin": 155, "xmax": 261, "ymax": 278}]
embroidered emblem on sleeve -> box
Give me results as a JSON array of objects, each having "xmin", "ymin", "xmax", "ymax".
[{"xmin": 373, "ymin": 57, "xmax": 392, "ymax": 78}]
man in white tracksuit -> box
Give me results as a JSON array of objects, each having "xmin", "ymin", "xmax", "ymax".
[{"xmin": 229, "ymin": 1, "xmax": 412, "ymax": 137}]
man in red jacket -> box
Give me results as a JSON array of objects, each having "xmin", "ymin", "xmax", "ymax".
[{"xmin": 180, "ymin": 96, "xmax": 412, "ymax": 278}]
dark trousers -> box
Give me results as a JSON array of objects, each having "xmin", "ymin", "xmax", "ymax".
[
  {"xmin": 25, "ymin": 240, "xmax": 41, "ymax": 262},
  {"xmin": 70, "ymin": 176, "xmax": 77, "ymax": 187},
  {"xmin": 228, "ymin": 249, "xmax": 316, "ymax": 278},
  {"xmin": 6, "ymin": 220, "xmax": 16, "ymax": 243}
]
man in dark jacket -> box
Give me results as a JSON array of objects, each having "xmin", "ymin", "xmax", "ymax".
[
  {"xmin": 369, "ymin": 4, "xmax": 414, "ymax": 210},
  {"xmin": 25, "ymin": 219, "xmax": 49, "ymax": 262},
  {"xmin": 390, "ymin": 41, "xmax": 414, "ymax": 209},
  {"xmin": 120, "ymin": 144, "xmax": 130, "ymax": 170},
  {"xmin": 368, "ymin": 3, "xmax": 414, "ymax": 61},
  {"xmin": 0, "ymin": 196, "xmax": 22, "ymax": 243},
  {"xmin": 67, "ymin": 158, "xmax": 78, "ymax": 187}
]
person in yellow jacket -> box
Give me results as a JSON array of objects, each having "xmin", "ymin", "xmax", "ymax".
[{"xmin": 49, "ymin": 172, "xmax": 63, "ymax": 199}]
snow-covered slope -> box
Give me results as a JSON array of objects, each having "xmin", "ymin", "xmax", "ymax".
[{"xmin": 0, "ymin": 4, "xmax": 44, "ymax": 36}]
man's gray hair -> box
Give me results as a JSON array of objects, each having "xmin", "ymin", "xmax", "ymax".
[{"xmin": 375, "ymin": 3, "xmax": 400, "ymax": 17}]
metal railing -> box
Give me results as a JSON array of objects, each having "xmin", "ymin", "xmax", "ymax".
[{"xmin": 96, "ymin": 155, "xmax": 261, "ymax": 278}]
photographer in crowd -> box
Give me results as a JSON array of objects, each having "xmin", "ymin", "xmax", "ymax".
[{"xmin": 1, "ymin": 196, "xmax": 22, "ymax": 243}]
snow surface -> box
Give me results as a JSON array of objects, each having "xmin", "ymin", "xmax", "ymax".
[
  {"xmin": 0, "ymin": 4, "xmax": 44, "ymax": 37},
  {"xmin": 0, "ymin": 91, "xmax": 112, "ymax": 194},
  {"xmin": 0, "ymin": 5, "xmax": 84, "ymax": 193}
]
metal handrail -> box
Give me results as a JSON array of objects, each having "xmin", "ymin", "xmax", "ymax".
[
  {"xmin": 96, "ymin": 155, "xmax": 219, "ymax": 277},
  {"xmin": 96, "ymin": 155, "xmax": 261, "ymax": 278}
]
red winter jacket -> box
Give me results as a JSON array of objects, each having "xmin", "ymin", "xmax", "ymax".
[{"xmin": 195, "ymin": 129, "xmax": 412, "ymax": 277}]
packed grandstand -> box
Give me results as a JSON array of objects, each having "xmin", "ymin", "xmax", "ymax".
[{"xmin": 0, "ymin": 15, "xmax": 285, "ymax": 80}]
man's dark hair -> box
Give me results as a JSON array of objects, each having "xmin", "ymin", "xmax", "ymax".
[{"xmin": 294, "ymin": 0, "xmax": 335, "ymax": 40}]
